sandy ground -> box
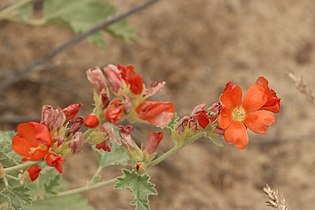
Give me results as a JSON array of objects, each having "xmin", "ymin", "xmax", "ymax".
[{"xmin": 2, "ymin": 0, "xmax": 315, "ymax": 209}]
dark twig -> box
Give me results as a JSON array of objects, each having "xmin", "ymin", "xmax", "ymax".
[{"xmin": 0, "ymin": 0, "xmax": 161, "ymax": 93}]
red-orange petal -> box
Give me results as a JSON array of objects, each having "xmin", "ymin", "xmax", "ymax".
[
  {"xmin": 17, "ymin": 123, "xmax": 38, "ymax": 147},
  {"xmin": 256, "ymin": 76, "xmax": 281, "ymax": 113},
  {"xmin": 224, "ymin": 121, "xmax": 249, "ymax": 150},
  {"xmin": 218, "ymin": 107, "xmax": 232, "ymax": 129},
  {"xmin": 242, "ymin": 84, "xmax": 268, "ymax": 112},
  {"xmin": 28, "ymin": 149, "xmax": 48, "ymax": 161},
  {"xmin": 136, "ymin": 101, "xmax": 175, "ymax": 127},
  {"xmin": 244, "ymin": 110, "xmax": 275, "ymax": 134},
  {"xmin": 220, "ymin": 82, "xmax": 242, "ymax": 109},
  {"xmin": 12, "ymin": 136, "xmax": 33, "ymax": 157},
  {"xmin": 31, "ymin": 122, "xmax": 53, "ymax": 147}
]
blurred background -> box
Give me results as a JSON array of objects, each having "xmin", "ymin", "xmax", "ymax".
[{"xmin": 1, "ymin": 0, "xmax": 315, "ymax": 209}]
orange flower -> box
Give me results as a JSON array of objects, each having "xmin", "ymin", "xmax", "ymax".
[
  {"xmin": 218, "ymin": 77, "xmax": 279, "ymax": 149},
  {"xmin": 135, "ymin": 101, "xmax": 175, "ymax": 127},
  {"xmin": 12, "ymin": 122, "xmax": 53, "ymax": 161}
]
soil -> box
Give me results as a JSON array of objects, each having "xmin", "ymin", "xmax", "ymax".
[{"xmin": 1, "ymin": 0, "xmax": 315, "ymax": 209}]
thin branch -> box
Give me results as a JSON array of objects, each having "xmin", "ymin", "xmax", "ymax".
[{"xmin": 0, "ymin": 0, "xmax": 161, "ymax": 93}]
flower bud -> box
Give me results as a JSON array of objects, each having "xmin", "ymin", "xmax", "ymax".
[
  {"xmin": 118, "ymin": 125, "xmax": 136, "ymax": 149},
  {"xmin": 84, "ymin": 114, "xmax": 99, "ymax": 128},
  {"xmin": 41, "ymin": 105, "xmax": 66, "ymax": 132},
  {"xmin": 67, "ymin": 117, "xmax": 84, "ymax": 136},
  {"xmin": 105, "ymin": 107, "xmax": 122, "ymax": 125},
  {"xmin": 96, "ymin": 140, "xmax": 112, "ymax": 152},
  {"xmin": 144, "ymin": 132, "xmax": 163, "ymax": 155},
  {"xmin": 19, "ymin": 165, "xmax": 41, "ymax": 185},
  {"xmin": 208, "ymin": 102, "xmax": 222, "ymax": 114},
  {"xmin": 63, "ymin": 104, "xmax": 82, "ymax": 122},
  {"xmin": 87, "ymin": 67, "xmax": 108, "ymax": 95},
  {"xmin": 70, "ymin": 132, "xmax": 84, "ymax": 153},
  {"xmin": 104, "ymin": 65, "xmax": 123, "ymax": 93},
  {"xmin": 101, "ymin": 93, "xmax": 110, "ymax": 109},
  {"xmin": 46, "ymin": 153, "xmax": 65, "ymax": 174},
  {"xmin": 118, "ymin": 64, "xmax": 144, "ymax": 95}
]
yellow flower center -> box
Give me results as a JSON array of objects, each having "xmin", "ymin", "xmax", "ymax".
[{"xmin": 232, "ymin": 106, "xmax": 246, "ymax": 122}]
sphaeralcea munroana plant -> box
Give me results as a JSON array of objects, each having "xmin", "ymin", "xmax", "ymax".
[{"xmin": 0, "ymin": 64, "xmax": 280, "ymax": 210}]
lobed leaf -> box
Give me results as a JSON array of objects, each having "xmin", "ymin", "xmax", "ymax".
[
  {"xmin": 43, "ymin": 175, "xmax": 61, "ymax": 195},
  {"xmin": 114, "ymin": 169, "xmax": 157, "ymax": 210},
  {"xmin": 0, "ymin": 186, "xmax": 32, "ymax": 210}
]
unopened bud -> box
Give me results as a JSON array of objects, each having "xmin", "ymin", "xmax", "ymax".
[
  {"xmin": 104, "ymin": 65, "xmax": 123, "ymax": 93},
  {"xmin": 86, "ymin": 67, "xmax": 107, "ymax": 95},
  {"xmin": 63, "ymin": 104, "xmax": 82, "ymax": 122},
  {"xmin": 67, "ymin": 117, "xmax": 84, "ymax": 136},
  {"xmin": 46, "ymin": 153, "xmax": 65, "ymax": 174},
  {"xmin": 41, "ymin": 105, "xmax": 66, "ymax": 132},
  {"xmin": 144, "ymin": 132, "xmax": 163, "ymax": 155},
  {"xmin": 19, "ymin": 165, "xmax": 41, "ymax": 185},
  {"xmin": 84, "ymin": 114, "xmax": 99, "ymax": 128},
  {"xmin": 96, "ymin": 140, "xmax": 112, "ymax": 152}
]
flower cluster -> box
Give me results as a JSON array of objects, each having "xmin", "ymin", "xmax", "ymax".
[{"xmin": 10, "ymin": 64, "xmax": 280, "ymax": 186}]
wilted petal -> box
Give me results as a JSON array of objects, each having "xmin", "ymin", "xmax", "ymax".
[
  {"xmin": 104, "ymin": 65, "xmax": 123, "ymax": 93},
  {"xmin": 86, "ymin": 67, "xmax": 107, "ymax": 95},
  {"xmin": 144, "ymin": 132, "xmax": 163, "ymax": 155},
  {"xmin": 118, "ymin": 125, "xmax": 135, "ymax": 149},
  {"xmin": 70, "ymin": 132, "xmax": 84, "ymax": 153},
  {"xmin": 100, "ymin": 123, "xmax": 121, "ymax": 145},
  {"xmin": 143, "ymin": 81, "xmax": 166, "ymax": 98},
  {"xmin": 63, "ymin": 104, "xmax": 82, "ymax": 122},
  {"xmin": 41, "ymin": 105, "xmax": 66, "ymax": 132}
]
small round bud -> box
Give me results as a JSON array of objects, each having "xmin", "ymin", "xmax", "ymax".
[{"xmin": 84, "ymin": 114, "xmax": 99, "ymax": 128}]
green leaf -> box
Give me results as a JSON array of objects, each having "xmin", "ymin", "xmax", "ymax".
[
  {"xmin": 0, "ymin": 186, "xmax": 32, "ymax": 210},
  {"xmin": 94, "ymin": 142, "xmax": 129, "ymax": 167},
  {"xmin": 114, "ymin": 169, "xmax": 157, "ymax": 210},
  {"xmin": 43, "ymin": 0, "xmax": 94, "ymax": 20},
  {"xmin": 106, "ymin": 20, "xmax": 137, "ymax": 42},
  {"xmin": 24, "ymin": 194, "xmax": 94, "ymax": 210},
  {"xmin": 0, "ymin": 131, "xmax": 21, "ymax": 164},
  {"xmin": 44, "ymin": 175, "xmax": 61, "ymax": 195},
  {"xmin": 87, "ymin": 32, "xmax": 106, "ymax": 48}
]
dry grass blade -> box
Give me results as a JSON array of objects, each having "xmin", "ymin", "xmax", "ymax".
[
  {"xmin": 287, "ymin": 72, "xmax": 315, "ymax": 106},
  {"xmin": 263, "ymin": 184, "xmax": 288, "ymax": 210}
]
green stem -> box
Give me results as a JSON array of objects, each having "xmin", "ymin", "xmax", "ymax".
[
  {"xmin": 36, "ymin": 132, "xmax": 206, "ymax": 200},
  {"xmin": 147, "ymin": 132, "xmax": 205, "ymax": 168},
  {"xmin": 4, "ymin": 161, "xmax": 40, "ymax": 173},
  {"xmin": 0, "ymin": 0, "xmax": 35, "ymax": 19},
  {"xmin": 36, "ymin": 178, "xmax": 116, "ymax": 201},
  {"xmin": 5, "ymin": 174, "xmax": 19, "ymax": 181},
  {"xmin": 89, "ymin": 166, "xmax": 104, "ymax": 184}
]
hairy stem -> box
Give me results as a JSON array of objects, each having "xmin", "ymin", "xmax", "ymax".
[
  {"xmin": 147, "ymin": 132, "xmax": 205, "ymax": 168},
  {"xmin": 0, "ymin": 0, "xmax": 35, "ymax": 19},
  {"xmin": 89, "ymin": 166, "xmax": 104, "ymax": 184},
  {"xmin": 35, "ymin": 178, "xmax": 116, "ymax": 201},
  {"xmin": 4, "ymin": 161, "xmax": 40, "ymax": 173},
  {"xmin": 5, "ymin": 174, "xmax": 20, "ymax": 181}
]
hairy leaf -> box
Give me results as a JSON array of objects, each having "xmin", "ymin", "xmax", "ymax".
[
  {"xmin": 24, "ymin": 194, "xmax": 94, "ymax": 210},
  {"xmin": 114, "ymin": 169, "xmax": 157, "ymax": 210},
  {"xmin": 44, "ymin": 175, "xmax": 61, "ymax": 195},
  {"xmin": 94, "ymin": 142, "xmax": 129, "ymax": 167},
  {"xmin": 106, "ymin": 20, "xmax": 137, "ymax": 42},
  {"xmin": 0, "ymin": 131, "xmax": 20, "ymax": 164},
  {"xmin": 0, "ymin": 186, "xmax": 32, "ymax": 210}
]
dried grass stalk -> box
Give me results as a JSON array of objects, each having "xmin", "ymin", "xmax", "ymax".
[
  {"xmin": 287, "ymin": 72, "xmax": 315, "ymax": 106},
  {"xmin": 263, "ymin": 184, "xmax": 288, "ymax": 210}
]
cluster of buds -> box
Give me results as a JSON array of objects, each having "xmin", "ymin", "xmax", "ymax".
[
  {"xmin": 12, "ymin": 103, "xmax": 82, "ymax": 183},
  {"xmin": 87, "ymin": 64, "xmax": 175, "ymax": 127},
  {"xmin": 171, "ymin": 102, "xmax": 223, "ymax": 144},
  {"xmin": 116, "ymin": 125, "xmax": 163, "ymax": 172}
]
